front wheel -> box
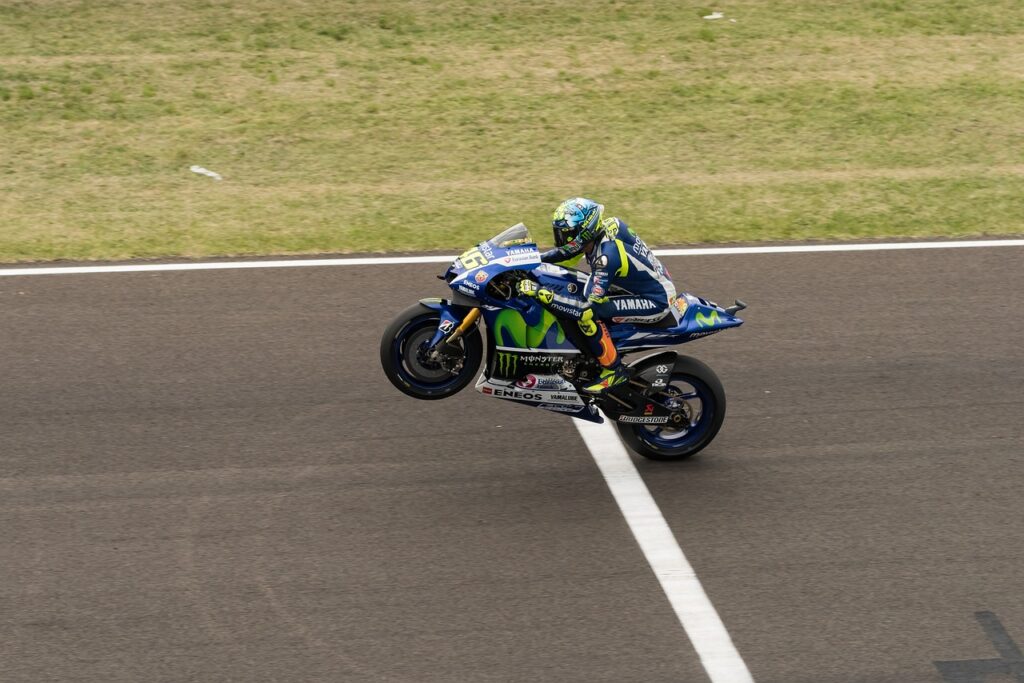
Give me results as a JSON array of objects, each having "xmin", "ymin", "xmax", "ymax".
[
  {"xmin": 380, "ymin": 303, "xmax": 483, "ymax": 400},
  {"xmin": 615, "ymin": 356, "xmax": 727, "ymax": 461}
]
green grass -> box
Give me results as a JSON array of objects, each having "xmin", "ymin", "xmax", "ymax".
[{"xmin": 1, "ymin": 0, "xmax": 1023, "ymax": 261}]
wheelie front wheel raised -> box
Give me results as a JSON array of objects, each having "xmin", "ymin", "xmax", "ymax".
[
  {"xmin": 615, "ymin": 355, "xmax": 727, "ymax": 460},
  {"xmin": 379, "ymin": 303, "xmax": 483, "ymax": 400}
]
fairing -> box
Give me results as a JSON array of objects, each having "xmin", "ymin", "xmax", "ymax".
[{"xmin": 431, "ymin": 226, "xmax": 744, "ymax": 422}]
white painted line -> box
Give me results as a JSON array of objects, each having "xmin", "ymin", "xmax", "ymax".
[
  {"xmin": 574, "ymin": 417, "xmax": 754, "ymax": 683},
  {"xmin": 658, "ymin": 238, "xmax": 1024, "ymax": 256},
  {"xmin": 0, "ymin": 255, "xmax": 455, "ymax": 277},
  {"xmin": 0, "ymin": 239, "xmax": 1021, "ymax": 277}
]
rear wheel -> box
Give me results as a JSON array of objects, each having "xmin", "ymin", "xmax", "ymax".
[
  {"xmin": 615, "ymin": 356, "xmax": 726, "ymax": 460},
  {"xmin": 379, "ymin": 303, "xmax": 483, "ymax": 400}
]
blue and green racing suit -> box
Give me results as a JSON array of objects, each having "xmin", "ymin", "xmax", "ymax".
[{"xmin": 538, "ymin": 217, "xmax": 678, "ymax": 369}]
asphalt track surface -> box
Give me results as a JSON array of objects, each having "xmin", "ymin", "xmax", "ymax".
[{"xmin": 2, "ymin": 245, "xmax": 1022, "ymax": 682}]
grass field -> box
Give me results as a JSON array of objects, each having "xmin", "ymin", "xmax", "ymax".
[{"xmin": 1, "ymin": 0, "xmax": 1023, "ymax": 262}]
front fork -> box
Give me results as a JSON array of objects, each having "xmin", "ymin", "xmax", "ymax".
[{"xmin": 419, "ymin": 298, "xmax": 481, "ymax": 367}]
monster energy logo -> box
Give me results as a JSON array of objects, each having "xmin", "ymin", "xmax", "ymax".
[
  {"xmin": 695, "ymin": 310, "xmax": 721, "ymax": 328},
  {"xmin": 495, "ymin": 352, "xmax": 517, "ymax": 376}
]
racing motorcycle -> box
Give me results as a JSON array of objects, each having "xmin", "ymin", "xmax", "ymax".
[{"xmin": 379, "ymin": 224, "xmax": 746, "ymax": 460}]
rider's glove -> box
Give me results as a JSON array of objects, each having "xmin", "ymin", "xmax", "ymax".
[{"xmin": 517, "ymin": 279, "xmax": 553, "ymax": 305}]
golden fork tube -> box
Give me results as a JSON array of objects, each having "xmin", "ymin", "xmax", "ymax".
[{"xmin": 447, "ymin": 308, "xmax": 481, "ymax": 343}]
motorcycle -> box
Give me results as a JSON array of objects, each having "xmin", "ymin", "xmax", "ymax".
[{"xmin": 379, "ymin": 224, "xmax": 746, "ymax": 460}]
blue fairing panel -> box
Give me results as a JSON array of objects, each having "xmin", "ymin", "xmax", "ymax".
[{"xmin": 611, "ymin": 296, "xmax": 744, "ymax": 350}]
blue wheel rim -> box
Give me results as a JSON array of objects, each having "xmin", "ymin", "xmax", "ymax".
[
  {"xmin": 391, "ymin": 315, "xmax": 468, "ymax": 393},
  {"xmin": 637, "ymin": 376, "xmax": 715, "ymax": 450}
]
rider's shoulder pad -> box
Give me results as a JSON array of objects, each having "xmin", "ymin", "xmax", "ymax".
[{"xmin": 600, "ymin": 216, "xmax": 621, "ymax": 237}]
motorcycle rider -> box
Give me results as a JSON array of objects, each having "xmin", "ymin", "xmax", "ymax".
[{"xmin": 517, "ymin": 197, "xmax": 678, "ymax": 393}]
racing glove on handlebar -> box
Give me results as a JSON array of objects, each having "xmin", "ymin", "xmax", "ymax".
[{"xmin": 516, "ymin": 279, "xmax": 553, "ymax": 305}]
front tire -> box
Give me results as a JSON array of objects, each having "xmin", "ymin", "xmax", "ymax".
[
  {"xmin": 379, "ymin": 303, "xmax": 483, "ymax": 400},
  {"xmin": 615, "ymin": 356, "xmax": 727, "ymax": 460}
]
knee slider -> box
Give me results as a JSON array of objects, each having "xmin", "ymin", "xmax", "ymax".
[{"xmin": 578, "ymin": 308, "xmax": 598, "ymax": 336}]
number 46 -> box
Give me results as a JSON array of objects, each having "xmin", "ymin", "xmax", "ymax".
[{"xmin": 459, "ymin": 247, "xmax": 488, "ymax": 269}]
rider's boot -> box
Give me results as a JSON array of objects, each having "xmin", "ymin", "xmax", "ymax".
[
  {"xmin": 577, "ymin": 310, "xmax": 630, "ymax": 393},
  {"xmin": 584, "ymin": 364, "xmax": 630, "ymax": 393}
]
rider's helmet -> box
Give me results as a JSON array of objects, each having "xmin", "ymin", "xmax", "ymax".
[{"xmin": 552, "ymin": 197, "xmax": 604, "ymax": 256}]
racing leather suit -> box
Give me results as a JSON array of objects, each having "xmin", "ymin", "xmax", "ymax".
[{"xmin": 538, "ymin": 218, "xmax": 678, "ymax": 368}]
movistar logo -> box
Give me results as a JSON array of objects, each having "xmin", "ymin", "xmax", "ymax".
[
  {"xmin": 493, "ymin": 309, "xmax": 566, "ymax": 348},
  {"xmin": 495, "ymin": 352, "xmax": 517, "ymax": 376},
  {"xmin": 695, "ymin": 310, "xmax": 721, "ymax": 328}
]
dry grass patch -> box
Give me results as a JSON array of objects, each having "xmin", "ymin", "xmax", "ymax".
[{"xmin": 1, "ymin": 0, "xmax": 1023, "ymax": 261}]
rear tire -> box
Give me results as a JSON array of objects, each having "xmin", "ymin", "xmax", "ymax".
[
  {"xmin": 379, "ymin": 303, "xmax": 483, "ymax": 400},
  {"xmin": 615, "ymin": 356, "xmax": 727, "ymax": 460}
]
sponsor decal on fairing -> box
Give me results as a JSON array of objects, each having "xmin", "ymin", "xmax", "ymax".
[
  {"xmin": 549, "ymin": 302, "xmax": 581, "ymax": 318},
  {"xmin": 492, "ymin": 388, "xmax": 543, "ymax": 400},
  {"xmin": 538, "ymin": 403, "xmax": 582, "ymax": 414},
  {"xmin": 477, "ymin": 379, "xmax": 582, "ymax": 405},
  {"xmin": 695, "ymin": 310, "xmax": 722, "ymax": 328},
  {"xmin": 501, "ymin": 253, "xmax": 541, "ymax": 266},
  {"xmin": 612, "ymin": 315, "xmax": 662, "ymax": 323},
  {"xmin": 514, "ymin": 374, "xmax": 571, "ymax": 391},
  {"xmin": 515, "ymin": 374, "xmax": 538, "ymax": 389}
]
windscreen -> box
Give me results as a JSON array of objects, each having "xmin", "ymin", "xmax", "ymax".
[{"xmin": 488, "ymin": 223, "xmax": 533, "ymax": 248}]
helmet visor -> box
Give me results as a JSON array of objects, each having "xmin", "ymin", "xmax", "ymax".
[{"xmin": 553, "ymin": 225, "xmax": 575, "ymax": 247}]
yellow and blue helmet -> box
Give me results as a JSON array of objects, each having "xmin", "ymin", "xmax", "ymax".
[{"xmin": 552, "ymin": 197, "xmax": 603, "ymax": 255}]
